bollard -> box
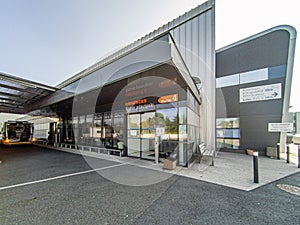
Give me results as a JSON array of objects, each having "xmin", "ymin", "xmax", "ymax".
[
  {"xmin": 277, "ymin": 143, "xmax": 280, "ymax": 160},
  {"xmin": 253, "ymin": 152, "xmax": 259, "ymax": 184},
  {"xmin": 298, "ymin": 145, "xmax": 300, "ymax": 168},
  {"xmin": 286, "ymin": 145, "xmax": 290, "ymax": 164}
]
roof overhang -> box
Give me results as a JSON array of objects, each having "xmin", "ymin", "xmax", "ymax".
[
  {"xmin": 28, "ymin": 33, "xmax": 200, "ymax": 113},
  {"xmin": 0, "ymin": 72, "xmax": 57, "ymax": 114}
]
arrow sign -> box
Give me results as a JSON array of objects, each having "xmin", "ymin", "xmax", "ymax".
[{"xmin": 240, "ymin": 83, "xmax": 282, "ymax": 103}]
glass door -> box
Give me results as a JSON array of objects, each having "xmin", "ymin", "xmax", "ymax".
[
  {"xmin": 141, "ymin": 112, "xmax": 156, "ymax": 160},
  {"xmin": 127, "ymin": 112, "xmax": 156, "ymax": 160},
  {"xmin": 127, "ymin": 114, "xmax": 141, "ymax": 158}
]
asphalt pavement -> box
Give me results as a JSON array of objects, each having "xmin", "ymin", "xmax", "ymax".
[{"xmin": 0, "ymin": 145, "xmax": 299, "ymax": 225}]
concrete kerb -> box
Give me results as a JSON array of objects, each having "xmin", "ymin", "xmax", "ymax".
[{"xmin": 34, "ymin": 144, "xmax": 300, "ymax": 191}]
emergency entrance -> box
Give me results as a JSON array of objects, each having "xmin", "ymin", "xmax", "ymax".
[
  {"xmin": 127, "ymin": 106, "xmax": 180, "ymax": 162},
  {"xmin": 127, "ymin": 112, "xmax": 156, "ymax": 160}
]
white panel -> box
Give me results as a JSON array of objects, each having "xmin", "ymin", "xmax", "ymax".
[
  {"xmin": 240, "ymin": 68, "xmax": 268, "ymax": 84},
  {"xmin": 216, "ymin": 74, "xmax": 239, "ymax": 88}
]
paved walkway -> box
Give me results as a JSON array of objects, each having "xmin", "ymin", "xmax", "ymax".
[
  {"xmin": 181, "ymin": 152, "xmax": 299, "ymax": 191},
  {"xmin": 37, "ymin": 144, "xmax": 300, "ymax": 191}
]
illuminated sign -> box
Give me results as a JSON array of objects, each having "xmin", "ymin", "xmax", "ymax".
[
  {"xmin": 125, "ymin": 98, "xmax": 147, "ymax": 107},
  {"xmin": 158, "ymin": 94, "xmax": 178, "ymax": 104}
]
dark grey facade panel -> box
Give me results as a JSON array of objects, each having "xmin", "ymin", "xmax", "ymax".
[
  {"xmin": 215, "ymin": 25, "xmax": 297, "ymax": 153},
  {"xmin": 239, "ymin": 99, "xmax": 283, "ymax": 116},
  {"xmin": 216, "ymin": 30, "xmax": 290, "ymax": 77},
  {"xmin": 216, "ymin": 78, "xmax": 285, "ymax": 118},
  {"xmin": 239, "ymin": 78, "xmax": 285, "ymax": 116},
  {"xmin": 240, "ymin": 114, "xmax": 281, "ymax": 151},
  {"xmin": 216, "ymin": 86, "xmax": 239, "ymax": 117}
]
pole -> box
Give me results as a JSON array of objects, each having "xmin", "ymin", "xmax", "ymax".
[
  {"xmin": 155, "ymin": 136, "xmax": 159, "ymax": 164},
  {"xmin": 298, "ymin": 145, "xmax": 300, "ymax": 168},
  {"xmin": 286, "ymin": 145, "xmax": 290, "ymax": 164},
  {"xmin": 253, "ymin": 152, "xmax": 259, "ymax": 184},
  {"xmin": 277, "ymin": 143, "xmax": 280, "ymax": 160}
]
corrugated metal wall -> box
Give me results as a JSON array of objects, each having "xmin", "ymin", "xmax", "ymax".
[{"xmin": 170, "ymin": 5, "xmax": 216, "ymax": 149}]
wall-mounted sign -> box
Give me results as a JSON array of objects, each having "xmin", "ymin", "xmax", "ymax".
[
  {"xmin": 158, "ymin": 94, "xmax": 178, "ymax": 104},
  {"xmin": 268, "ymin": 123, "xmax": 293, "ymax": 132},
  {"xmin": 125, "ymin": 98, "xmax": 147, "ymax": 107},
  {"xmin": 240, "ymin": 83, "xmax": 281, "ymax": 103}
]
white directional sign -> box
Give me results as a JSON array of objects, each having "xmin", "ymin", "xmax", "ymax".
[
  {"xmin": 240, "ymin": 83, "xmax": 281, "ymax": 103},
  {"xmin": 268, "ymin": 123, "xmax": 293, "ymax": 132}
]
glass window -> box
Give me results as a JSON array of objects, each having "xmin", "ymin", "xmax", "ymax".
[
  {"xmin": 156, "ymin": 108, "xmax": 178, "ymax": 139},
  {"xmin": 93, "ymin": 114, "xmax": 102, "ymax": 146},
  {"xmin": 79, "ymin": 115, "xmax": 85, "ymax": 141},
  {"xmin": 216, "ymin": 128, "xmax": 240, "ymax": 139},
  {"xmin": 268, "ymin": 64, "xmax": 286, "ymax": 79},
  {"xmin": 103, "ymin": 113, "xmax": 113, "ymax": 148},
  {"xmin": 217, "ymin": 138, "xmax": 240, "ymax": 150},
  {"xmin": 240, "ymin": 68, "xmax": 268, "ymax": 84},
  {"xmin": 216, "ymin": 74, "xmax": 239, "ymax": 88},
  {"xmin": 216, "ymin": 118, "xmax": 240, "ymax": 150},
  {"xmin": 80, "ymin": 114, "xmax": 93, "ymax": 145},
  {"xmin": 179, "ymin": 107, "xmax": 187, "ymax": 125},
  {"xmin": 113, "ymin": 112, "xmax": 125, "ymax": 142},
  {"xmin": 216, "ymin": 118, "xmax": 239, "ymax": 128}
]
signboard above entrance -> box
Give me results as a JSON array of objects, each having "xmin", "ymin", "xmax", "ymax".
[{"xmin": 239, "ymin": 83, "xmax": 281, "ymax": 103}]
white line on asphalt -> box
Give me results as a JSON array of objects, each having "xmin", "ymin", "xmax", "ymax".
[{"xmin": 0, "ymin": 163, "xmax": 125, "ymax": 191}]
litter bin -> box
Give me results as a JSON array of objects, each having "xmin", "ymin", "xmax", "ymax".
[{"xmin": 163, "ymin": 152, "xmax": 177, "ymax": 170}]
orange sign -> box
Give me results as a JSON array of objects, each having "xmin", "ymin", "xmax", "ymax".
[
  {"xmin": 158, "ymin": 94, "xmax": 178, "ymax": 104},
  {"xmin": 125, "ymin": 98, "xmax": 147, "ymax": 107}
]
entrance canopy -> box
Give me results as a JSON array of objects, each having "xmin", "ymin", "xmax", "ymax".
[{"xmin": 0, "ymin": 72, "xmax": 57, "ymax": 114}]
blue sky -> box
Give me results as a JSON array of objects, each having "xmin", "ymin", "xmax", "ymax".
[{"xmin": 0, "ymin": 0, "xmax": 299, "ymax": 111}]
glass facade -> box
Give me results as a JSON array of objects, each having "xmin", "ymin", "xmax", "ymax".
[
  {"xmin": 186, "ymin": 90, "xmax": 200, "ymax": 162},
  {"xmin": 53, "ymin": 65, "xmax": 201, "ymax": 166},
  {"xmin": 216, "ymin": 118, "xmax": 240, "ymax": 150}
]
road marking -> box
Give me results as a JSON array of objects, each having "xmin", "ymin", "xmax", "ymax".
[{"xmin": 0, "ymin": 163, "xmax": 125, "ymax": 191}]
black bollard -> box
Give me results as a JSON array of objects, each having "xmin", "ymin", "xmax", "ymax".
[
  {"xmin": 298, "ymin": 145, "xmax": 300, "ymax": 169},
  {"xmin": 286, "ymin": 145, "xmax": 290, "ymax": 164},
  {"xmin": 253, "ymin": 152, "xmax": 259, "ymax": 184},
  {"xmin": 277, "ymin": 143, "xmax": 280, "ymax": 160}
]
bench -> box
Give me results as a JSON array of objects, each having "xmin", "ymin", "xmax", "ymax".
[
  {"xmin": 199, "ymin": 143, "xmax": 207, "ymax": 161},
  {"xmin": 198, "ymin": 143, "xmax": 216, "ymax": 166}
]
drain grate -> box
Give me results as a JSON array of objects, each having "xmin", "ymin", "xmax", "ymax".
[{"xmin": 276, "ymin": 184, "xmax": 300, "ymax": 196}]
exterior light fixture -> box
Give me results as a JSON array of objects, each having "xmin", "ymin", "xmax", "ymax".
[{"xmin": 192, "ymin": 76, "xmax": 202, "ymax": 91}]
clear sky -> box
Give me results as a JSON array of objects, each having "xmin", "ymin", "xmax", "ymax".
[{"xmin": 0, "ymin": 0, "xmax": 299, "ymax": 111}]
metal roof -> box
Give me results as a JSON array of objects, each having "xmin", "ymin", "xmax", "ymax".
[
  {"xmin": 0, "ymin": 72, "xmax": 57, "ymax": 114},
  {"xmin": 56, "ymin": 0, "xmax": 214, "ymax": 89}
]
